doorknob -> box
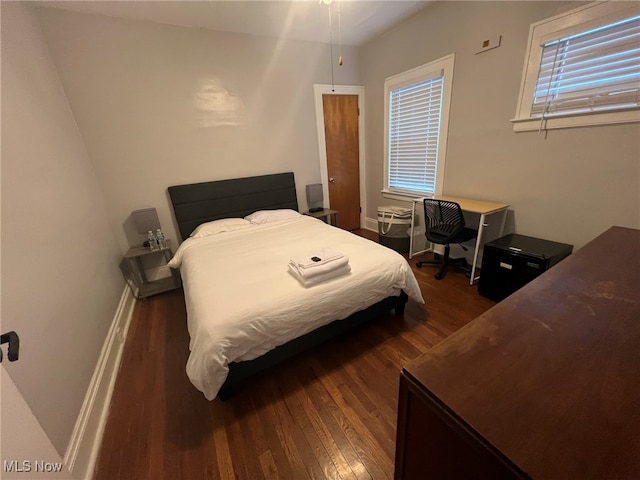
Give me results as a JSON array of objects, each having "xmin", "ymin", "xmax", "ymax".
[
  {"xmin": 329, "ymin": 177, "xmax": 335, "ymax": 183},
  {"xmin": 0, "ymin": 331, "xmax": 19, "ymax": 363}
]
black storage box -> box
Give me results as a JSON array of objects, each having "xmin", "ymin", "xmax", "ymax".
[{"xmin": 478, "ymin": 233, "xmax": 573, "ymax": 302}]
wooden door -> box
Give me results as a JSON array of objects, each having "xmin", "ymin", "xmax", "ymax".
[{"xmin": 322, "ymin": 94, "xmax": 360, "ymax": 230}]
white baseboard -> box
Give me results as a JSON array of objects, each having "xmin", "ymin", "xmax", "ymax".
[
  {"xmin": 63, "ymin": 286, "xmax": 135, "ymax": 480},
  {"xmin": 364, "ymin": 216, "xmax": 378, "ymax": 232},
  {"xmin": 367, "ymin": 215, "xmax": 480, "ymax": 263}
]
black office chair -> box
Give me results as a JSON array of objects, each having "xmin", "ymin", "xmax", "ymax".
[{"xmin": 416, "ymin": 199, "xmax": 477, "ymax": 280}]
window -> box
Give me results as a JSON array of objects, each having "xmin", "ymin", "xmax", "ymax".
[
  {"xmin": 513, "ymin": 2, "xmax": 640, "ymax": 132},
  {"xmin": 384, "ymin": 54, "xmax": 454, "ymax": 197}
]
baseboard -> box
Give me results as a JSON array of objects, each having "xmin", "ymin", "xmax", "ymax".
[
  {"xmin": 63, "ymin": 286, "xmax": 135, "ymax": 480},
  {"xmin": 364, "ymin": 216, "xmax": 378, "ymax": 232},
  {"xmin": 367, "ymin": 215, "xmax": 480, "ymax": 263}
]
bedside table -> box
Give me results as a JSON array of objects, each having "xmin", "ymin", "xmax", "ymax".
[
  {"xmin": 120, "ymin": 240, "xmax": 181, "ymax": 299},
  {"xmin": 304, "ymin": 208, "xmax": 339, "ymax": 227}
]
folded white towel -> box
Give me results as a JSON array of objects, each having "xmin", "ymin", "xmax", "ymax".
[
  {"xmin": 290, "ymin": 248, "xmax": 345, "ymax": 270},
  {"xmin": 289, "ymin": 264, "xmax": 351, "ymax": 287},
  {"xmin": 288, "ymin": 255, "xmax": 349, "ymax": 279}
]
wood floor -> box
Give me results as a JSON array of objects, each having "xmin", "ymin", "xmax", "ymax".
[{"xmin": 94, "ymin": 230, "xmax": 496, "ymax": 480}]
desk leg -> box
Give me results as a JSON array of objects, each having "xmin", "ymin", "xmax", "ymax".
[
  {"xmin": 498, "ymin": 209, "xmax": 508, "ymax": 237},
  {"xmin": 409, "ymin": 202, "xmax": 416, "ymax": 259},
  {"xmin": 409, "ymin": 199, "xmax": 431, "ymax": 259},
  {"xmin": 470, "ymin": 214, "xmax": 486, "ymax": 285}
]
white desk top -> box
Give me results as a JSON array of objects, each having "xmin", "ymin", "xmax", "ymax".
[{"xmin": 414, "ymin": 195, "xmax": 509, "ymax": 216}]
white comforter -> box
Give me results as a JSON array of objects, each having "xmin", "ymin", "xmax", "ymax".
[{"xmin": 168, "ymin": 215, "xmax": 423, "ymax": 400}]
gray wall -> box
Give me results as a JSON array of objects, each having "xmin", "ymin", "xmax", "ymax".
[
  {"xmin": 2, "ymin": 0, "xmax": 639, "ymax": 459},
  {"xmin": 361, "ymin": 1, "xmax": 640, "ymax": 250},
  {"xmin": 36, "ymin": 7, "xmax": 361, "ymax": 251},
  {"xmin": 1, "ymin": 3, "xmax": 124, "ymax": 455}
]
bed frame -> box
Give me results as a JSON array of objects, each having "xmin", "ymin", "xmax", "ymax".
[
  {"xmin": 168, "ymin": 172, "xmax": 299, "ymax": 241},
  {"xmin": 168, "ymin": 172, "xmax": 408, "ymax": 399}
]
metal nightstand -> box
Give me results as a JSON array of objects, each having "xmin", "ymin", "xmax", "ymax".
[
  {"xmin": 304, "ymin": 208, "xmax": 339, "ymax": 227},
  {"xmin": 120, "ymin": 240, "xmax": 181, "ymax": 299}
]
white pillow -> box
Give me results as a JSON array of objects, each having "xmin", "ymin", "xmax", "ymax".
[
  {"xmin": 190, "ymin": 218, "xmax": 252, "ymax": 238},
  {"xmin": 244, "ymin": 209, "xmax": 301, "ymax": 224}
]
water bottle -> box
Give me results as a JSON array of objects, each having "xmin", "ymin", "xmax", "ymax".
[
  {"xmin": 147, "ymin": 230, "xmax": 159, "ymax": 251},
  {"xmin": 156, "ymin": 229, "xmax": 166, "ymax": 249}
]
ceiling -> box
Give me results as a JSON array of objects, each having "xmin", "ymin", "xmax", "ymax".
[{"xmin": 38, "ymin": 0, "xmax": 432, "ymax": 47}]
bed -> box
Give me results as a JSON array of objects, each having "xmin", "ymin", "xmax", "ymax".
[{"xmin": 167, "ymin": 172, "xmax": 424, "ymax": 400}]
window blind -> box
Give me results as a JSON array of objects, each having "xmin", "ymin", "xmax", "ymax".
[
  {"xmin": 532, "ymin": 15, "xmax": 640, "ymax": 118},
  {"xmin": 388, "ymin": 76, "xmax": 443, "ymax": 194}
]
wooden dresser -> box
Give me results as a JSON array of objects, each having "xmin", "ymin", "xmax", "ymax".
[{"xmin": 394, "ymin": 226, "xmax": 640, "ymax": 479}]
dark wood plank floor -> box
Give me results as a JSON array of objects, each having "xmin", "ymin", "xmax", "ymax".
[{"xmin": 94, "ymin": 230, "xmax": 496, "ymax": 480}]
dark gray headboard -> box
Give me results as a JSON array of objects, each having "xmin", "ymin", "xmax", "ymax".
[{"xmin": 168, "ymin": 172, "xmax": 298, "ymax": 240}]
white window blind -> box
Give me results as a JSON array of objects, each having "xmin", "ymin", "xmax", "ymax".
[
  {"xmin": 388, "ymin": 75, "xmax": 443, "ymax": 195},
  {"xmin": 532, "ymin": 15, "xmax": 640, "ymax": 118}
]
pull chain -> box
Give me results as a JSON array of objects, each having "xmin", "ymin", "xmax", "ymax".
[
  {"xmin": 337, "ymin": 0, "xmax": 343, "ymax": 66},
  {"xmin": 328, "ymin": 4, "xmax": 335, "ymax": 91}
]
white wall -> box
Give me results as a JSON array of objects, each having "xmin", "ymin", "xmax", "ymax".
[
  {"xmin": 0, "ymin": 369, "xmax": 71, "ymax": 479},
  {"xmin": 3, "ymin": 0, "xmax": 635, "ymax": 465},
  {"xmin": 362, "ymin": 1, "xmax": 640, "ymax": 250},
  {"xmin": 36, "ymin": 7, "xmax": 361, "ymax": 250},
  {"xmin": 1, "ymin": 2, "xmax": 124, "ymax": 457}
]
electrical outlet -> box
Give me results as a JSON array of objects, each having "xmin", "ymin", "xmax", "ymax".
[{"xmin": 476, "ymin": 35, "xmax": 502, "ymax": 54}]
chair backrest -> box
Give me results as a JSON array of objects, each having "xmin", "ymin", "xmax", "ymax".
[{"xmin": 423, "ymin": 199, "xmax": 466, "ymax": 245}]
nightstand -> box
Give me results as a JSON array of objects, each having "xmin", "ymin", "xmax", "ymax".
[
  {"xmin": 304, "ymin": 208, "xmax": 339, "ymax": 227},
  {"xmin": 120, "ymin": 240, "xmax": 181, "ymax": 299}
]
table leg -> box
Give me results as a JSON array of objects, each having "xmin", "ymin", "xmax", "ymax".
[
  {"xmin": 134, "ymin": 257, "xmax": 148, "ymax": 284},
  {"xmin": 498, "ymin": 208, "xmax": 508, "ymax": 237},
  {"xmin": 470, "ymin": 214, "xmax": 487, "ymax": 285},
  {"xmin": 409, "ymin": 201, "xmax": 417, "ymax": 259}
]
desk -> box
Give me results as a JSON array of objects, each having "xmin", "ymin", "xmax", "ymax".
[
  {"xmin": 409, "ymin": 195, "xmax": 509, "ymax": 285},
  {"xmin": 394, "ymin": 226, "xmax": 640, "ymax": 479}
]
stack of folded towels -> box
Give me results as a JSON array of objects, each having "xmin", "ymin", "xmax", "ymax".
[{"xmin": 288, "ymin": 248, "xmax": 351, "ymax": 287}]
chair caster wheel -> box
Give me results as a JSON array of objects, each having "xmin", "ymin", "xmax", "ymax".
[
  {"xmin": 416, "ymin": 261, "xmax": 423, "ymax": 267},
  {"xmin": 435, "ymin": 273, "xmax": 443, "ymax": 280}
]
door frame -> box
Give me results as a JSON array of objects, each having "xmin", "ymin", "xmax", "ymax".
[{"xmin": 313, "ymin": 84, "xmax": 366, "ymax": 228}]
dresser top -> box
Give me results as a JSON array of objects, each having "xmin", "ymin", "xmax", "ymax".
[{"xmin": 405, "ymin": 226, "xmax": 640, "ymax": 479}]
